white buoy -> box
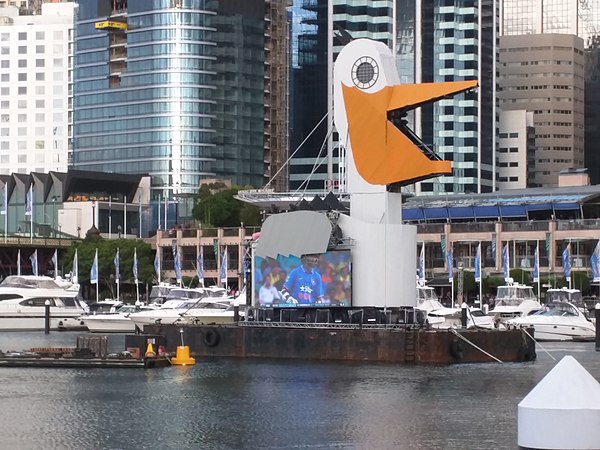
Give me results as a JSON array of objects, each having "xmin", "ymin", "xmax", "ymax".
[{"xmin": 518, "ymin": 355, "xmax": 600, "ymax": 449}]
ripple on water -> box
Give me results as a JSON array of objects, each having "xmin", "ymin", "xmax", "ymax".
[{"xmin": 0, "ymin": 338, "xmax": 598, "ymax": 449}]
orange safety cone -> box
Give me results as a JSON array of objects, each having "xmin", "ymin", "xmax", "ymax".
[{"xmin": 144, "ymin": 342, "xmax": 156, "ymax": 358}]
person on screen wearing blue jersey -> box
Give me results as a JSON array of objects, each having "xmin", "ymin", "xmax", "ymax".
[{"xmin": 280, "ymin": 254, "xmax": 325, "ymax": 305}]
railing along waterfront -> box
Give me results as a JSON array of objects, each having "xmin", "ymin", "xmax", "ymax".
[
  {"xmin": 556, "ymin": 219, "xmax": 600, "ymax": 231},
  {"xmin": 240, "ymin": 321, "xmax": 408, "ymax": 330},
  {"xmin": 0, "ymin": 235, "xmax": 76, "ymax": 247},
  {"xmin": 451, "ymin": 222, "xmax": 496, "ymax": 233},
  {"xmin": 502, "ymin": 221, "xmax": 549, "ymax": 232},
  {"xmin": 415, "ymin": 223, "xmax": 444, "ymax": 233}
]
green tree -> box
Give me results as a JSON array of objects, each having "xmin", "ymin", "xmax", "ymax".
[
  {"xmin": 63, "ymin": 237, "xmax": 154, "ymax": 300},
  {"xmin": 509, "ymin": 268, "xmax": 531, "ymax": 286},
  {"xmin": 192, "ymin": 182, "xmax": 261, "ymax": 227}
]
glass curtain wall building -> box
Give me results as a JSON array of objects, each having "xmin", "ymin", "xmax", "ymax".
[
  {"xmin": 73, "ymin": 0, "xmax": 218, "ymax": 202},
  {"xmin": 289, "ymin": 0, "xmax": 394, "ymax": 192},
  {"xmin": 501, "ymin": 0, "xmax": 600, "ymax": 47},
  {"xmin": 289, "ymin": 0, "xmax": 329, "ymax": 191},
  {"xmin": 211, "ymin": 0, "xmax": 266, "ymax": 189},
  {"xmin": 402, "ymin": 0, "xmax": 498, "ymax": 194}
]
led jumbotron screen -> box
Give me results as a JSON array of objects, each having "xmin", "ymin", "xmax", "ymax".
[{"xmin": 254, "ymin": 250, "xmax": 352, "ymax": 308}]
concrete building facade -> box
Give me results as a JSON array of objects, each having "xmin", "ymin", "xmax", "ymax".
[
  {"xmin": 0, "ymin": 3, "xmax": 74, "ymax": 175},
  {"xmin": 498, "ymin": 33, "xmax": 585, "ymax": 187},
  {"xmin": 497, "ymin": 110, "xmax": 534, "ymax": 189}
]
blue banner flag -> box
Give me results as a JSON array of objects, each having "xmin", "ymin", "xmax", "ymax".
[
  {"xmin": 474, "ymin": 243, "xmax": 481, "ymax": 283},
  {"xmin": 591, "ymin": 252, "xmax": 599, "ymax": 283},
  {"xmin": 30, "ymin": 249, "xmax": 38, "ymax": 276},
  {"xmin": 562, "ymin": 243, "xmax": 571, "ymax": 282},
  {"xmin": 133, "ymin": 248, "xmax": 139, "ymax": 283},
  {"xmin": 502, "ymin": 244, "xmax": 510, "ymax": 281},
  {"xmin": 114, "ymin": 248, "xmax": 120, "ymax": 283},
  {"xmin": 532, "ymin": 243, "xmax": 539, "ymax": 283},
  {"xmin": 25, "ymin": 185, "xmax": 32, "ymax": 216},
  {"xmin": 447, "ymin": 248, "xmax": 453, "ymax": 283},
  {"xmin": 220, "ymin": 249, "xmax": 228, "ymax": 283},
  {"xmin": 174, "ymin": 249, "xmax": 182, "ymax": 283},
  {"xmin": 72, "ymin": 249, "xmax": 78, "ymax": 283},
  {"xmin": 197, "ymin": 253, "xmax": 204, "ymax": 284},
  {"xmin": 52, "ymin": 249, "xmax": 58, "ymax": 278},
  {"xmin": 491, "ymin": 233, "xmax": 497, "ymax": 267},
  {"xmin": 90, "ymin": 249, "xmax": 98, "ymax": 284},
  {"xmin": 418, "ymin": 243, "xmax": 425, "ymax": 282},
  {"xmin": 1, "ymin": 182, "xmax": 6, "ymax": 215},
  {"xmin": 592, "ymin": 240, "xmax": 600, "ymax": 283},
  {"xmin": 154, "ymin": 248, "xmax": 160, "ymax": 282}
]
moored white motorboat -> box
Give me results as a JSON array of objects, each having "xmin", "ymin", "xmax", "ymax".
[
  {"xmin": 416, "ymin": 285, "xmax": 493, "ymax": 329},
  {"xmin": 83, "ymin": 304, "xmax": 158, "ymax": 333},
  {"xmin": 148, "ymin": 283, "xmax": 180, "ymax": 306},
  {"xmin": 0, "ymin": 275, "xmax": 86, "ymax": 331},
  {"xmin": 507, "ymin": 300, "xmax": 596, "ymax": 341},
  {"xmin": 181, "ymin": 299, "xmax": 241, "ymax": 325},
  {"xmin": 58, "ymin": 299, "xmax": 124, "ymax": 331},
  {"xmin": 488, "ymin": 282, "xmax": 542, "ymax": 326},
  {"xmin": 415, "ymin": 285, "xmax": 449, "ymax": 327},
  {"xmin": 545, "ymin": 288, "xmax": 593, "ymax": 322},
  {"xmin": 128, "ymin": 298, "xmax": 198, "ymax": 328}
]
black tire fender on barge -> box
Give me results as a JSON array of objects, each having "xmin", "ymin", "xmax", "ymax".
[
  {"xmin": 450, "ymin": 338, "xmax": 464, "ymax": 360},
  {"xmin": 519, "ymin": 344, "xmax": 535, "ymax": 362},
  {"xmin": 203, "ymin": 329, "xmax": 220, "ymax": 347}
]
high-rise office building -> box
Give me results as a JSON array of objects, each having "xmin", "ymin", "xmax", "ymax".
[
  {"xmin": 502, "ymin": 0, "xmax": 600, "ymax": 48},
  {"xmin": 289, "ymin": 0, "xmax": 329, "ymax": 191},
  {"xmin": 0, "ymin": 2, "xmax": 74, "ymax": 175},
  {"xmin": 502, "ymin": 1, "xmax": 600, "ymax": 188},
  {"xmin": 502, "ymin": 0, "xmax": 578, "ymax": 37},
  {"xmin": 585, "ymin": 38, "xmax": 600, "ymax": 185},
  {"xmin": 410, "ymin": 0, "xmax": 498, "ymax": 194},
  {"xmin": 211, "ymin": 0, "xmax": 288, "ymax": 191},
  {"xmin": 289, "ymin": 0, "xmax": 394, "ymax": 192},
  {"xmin": 497, "ymin": 110, "xmax": 535, "ymax": 189},
  {"xmin": 289, "ymin": 1, "xmax": 497, "ymax": 195},
  {"xmin": 73, "ymin": 0, "xmax": 288, "ymax": 203},
  {"xmin": 498, "ymin": 34, "xmax": 585, "ymax": 187}
]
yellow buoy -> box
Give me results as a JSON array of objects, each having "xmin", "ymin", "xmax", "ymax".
[
  {"xmin": 144, "ymin": 342, "xmax": 156, "ymax": 358},
  {"xmin": 171, "ymin": 345, "xmax": 196, "ymax": 366}
]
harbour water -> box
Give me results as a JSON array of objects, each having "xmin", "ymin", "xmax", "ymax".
[{"xmin": 0, "ymin": 332, "xmax": 598, "ymax": 450}]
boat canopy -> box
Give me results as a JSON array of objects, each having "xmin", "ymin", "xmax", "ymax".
[{"xmin": 0, "ymin": 276, "xmax": 64, "ymax": 290}]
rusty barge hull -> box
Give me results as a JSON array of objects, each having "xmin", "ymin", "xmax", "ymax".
[{"xmin": 143, "ymin": 324, "xmax": 536, "ymax": 364}]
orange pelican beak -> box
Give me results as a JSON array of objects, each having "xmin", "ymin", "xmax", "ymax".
[{"xmin": 342, "ymin": 80, "xmax": 478, "ymax": 186}]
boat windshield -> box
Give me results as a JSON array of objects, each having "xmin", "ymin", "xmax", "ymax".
[
  {"xmin": 496, "ymin": 286, "xmax": 536, "ymax": 306},
  {"xmin": 204, "ymin": 288, "xmax": 230, "ymax": 298},
  {"xmin": 150, "ymin": 286, "xmax": 174, "ymax": 299},
  {"xmin": 165, "ymin": 289, "xmax": 207, "ymax": 301},
  {"xmin": 115, "ymin": 305, "xmax": 138, "ymax": 314},
  {"xmin": 531, "ymin": 304, "xmax": 578, "ymax": 317},
  {"xmin": 546, "ymin": 290, "xmax": 582, "ymax": 304},
  {"xmin": 191, "ymin": 301, "xmax": 231, "ymax": 310},
  {"xmin": 417, "ymin": 287, "xmax": 438, "ymax": 302},
  {"xmin": 160, "ymin": 299, "xmax": 197, "ymax": 309}
]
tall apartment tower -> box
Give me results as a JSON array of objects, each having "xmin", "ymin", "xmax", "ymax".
[
  {"xmin": 73, "ymin": 0, "xmax": 288, "ymax": 201},
  {"xmin": 411, "ymin": 0, "xmax": 498, "ymax": 194},
  {"xmin": 0, "ymin": 3, "xmax": 74, "ymax": 175},
  {"xmin": 498, "ymin": 34, "xmax": 585, "ymax": 187},
  {"xmin": 501, "ymin": 1, "xmax": 600, "ymax": 186},
  {"xmin": 585, "ymin": 38, "xmax": 600, "ymax": 185},
  {"xmin": 289, "ymin": 0, "xmax": 394, "ymax": 191}
]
